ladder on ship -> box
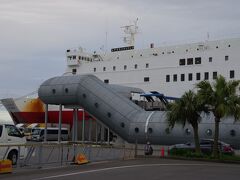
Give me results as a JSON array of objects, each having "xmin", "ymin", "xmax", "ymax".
[{"xmin": 93, "ymin": 54, "xmax": 103, "ymax": 61}]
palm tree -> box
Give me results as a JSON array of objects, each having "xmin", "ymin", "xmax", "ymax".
[
  {"xmin": 167, "ymin": 90, "xmax": 205, "ymax": 154},
  {"xmin": 196, "ymin": 75, "xmax": 240, "ymax": 158}
]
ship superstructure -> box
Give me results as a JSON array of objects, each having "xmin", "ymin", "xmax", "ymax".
[{"xmin": 65, "ymin": 22, "xmax": 240, "ymax": 97}]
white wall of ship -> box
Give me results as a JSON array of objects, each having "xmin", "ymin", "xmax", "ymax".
[
  {"xmin": 0, "ymin": 108, "xmax": 13, "ymax": 124},
  {"xmin": 66, "ymin": 39, "xmax": 239, "ymax": 97}
]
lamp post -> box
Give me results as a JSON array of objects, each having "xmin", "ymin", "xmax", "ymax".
[
  {"xmin": 58, "ymin": 104, "xmax": 62, "ymax": 143},
  {"xmin": 44, "ymin": 104, "xmax": 48, "ymax": 142}
]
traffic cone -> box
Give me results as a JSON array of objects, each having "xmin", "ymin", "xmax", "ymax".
[
  {"xmin": 161, "ymin": 147, "xmax": 165, "ymax": 157},
  {"xmin": 75, "ymin": 153, "xmax": 89, "ymax": 165}
]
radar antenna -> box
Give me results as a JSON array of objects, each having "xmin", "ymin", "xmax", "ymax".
[{"xmin": 121, "ymin": 18, "xmax": 139, "ymax": 46}]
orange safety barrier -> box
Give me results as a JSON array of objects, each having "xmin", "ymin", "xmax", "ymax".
[
  {"xmin": 74, "ymin": 153, "xmax": 89, "ymax": 165},
  {"xmin": 0, "ymin": 160, "xmax": 12, "ymax": 174}
]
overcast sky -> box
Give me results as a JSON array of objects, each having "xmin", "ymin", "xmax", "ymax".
[{"xmin": 0, "ymin": 0, "xmax": 240, "ymax": 99}]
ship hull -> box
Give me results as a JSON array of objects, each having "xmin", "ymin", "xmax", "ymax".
[
  {"xmin": 9, "ymin": 111, "xmax": 90, "ymax": 125},
  {"xmin": 1, "ymin": 98, "xmax": 92, "ymax": 125}
]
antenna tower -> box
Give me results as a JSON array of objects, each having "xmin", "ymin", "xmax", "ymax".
[{"xmin": 121, "ymin": 18, "xmax": 139, "ymax": 46}]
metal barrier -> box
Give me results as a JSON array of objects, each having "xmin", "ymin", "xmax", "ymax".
[
  {"xmin": 0, "ymin": 142, "xmax": 136, "ymax": 170},
  {"xmin": 1, "ymin": 142, "xmax": 239, "ymax": 171}
]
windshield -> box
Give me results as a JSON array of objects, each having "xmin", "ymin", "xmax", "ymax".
[
  {"xmin": 32, "ymin": 129, "xmax": 42, "ymax": 135},
  {"xmin": 24, "ymin": 128, "xmax": 32, "ymax": 133},
  {"xmin": 5, "ymin": 124, "xmax": 22, "ymax": 137}
]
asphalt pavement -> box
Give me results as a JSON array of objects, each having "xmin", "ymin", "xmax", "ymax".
[{"xmin": 1, "ymin": 158, "xmax": 240, "ymax": 180}]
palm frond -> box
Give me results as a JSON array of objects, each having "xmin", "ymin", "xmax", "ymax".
[{"xmin": 166, "ymin": 90, "xmax": 203, "ymax": 128}]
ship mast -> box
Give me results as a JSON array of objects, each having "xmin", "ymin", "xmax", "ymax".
[{"xmin": 121, "ymin": 18, "xmax": 139, "ymax": 46}]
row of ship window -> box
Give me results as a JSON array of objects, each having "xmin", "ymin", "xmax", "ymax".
[
  {"xmin": 115, "ymin": 44, "xmax": 231, "ymax": 59},
  {"xmin": 104, "ymin": 77, "xmax": 150, "ymax": 84},
  {"xmin": 93, "ymin": 56, "xmax": 229, "ymax": 73},
  {"xmin": 166, "ymin": 70, "xmax": 235, "ymax": 82},
  {"xmin": 183, "ymin": 128, "xmax": 236, "ymax": 137},
  {"xmin": 68, "ymin": 55, "xmax": 93, "ymax": 62},
  {"xmin": 131, "ymin": 126, "xmax": 236, "ymax": 137},
  {"xmin": 179, "ymin": 55, "xmax": 229, "ymax": 66},
  {"xmin": 94, "ymin": 63, "xmax": 149, "ymax": 72},
  {"xmin": 103, "ymin": 70, "xmax": 234, "ymax": 84}
]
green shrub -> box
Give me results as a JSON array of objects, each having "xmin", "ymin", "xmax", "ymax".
[
  {"xmin": 170, "ymin": 148, "xmax": 193, "ymax": 156},
  {"xmin": 170, "ymin": 148, "xmax": 240, "ymax": 161}
]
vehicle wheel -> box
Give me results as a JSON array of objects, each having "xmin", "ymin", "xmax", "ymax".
[{"xmin": 7, "ymin": 150, "xmax": 18, "ymax": 165}]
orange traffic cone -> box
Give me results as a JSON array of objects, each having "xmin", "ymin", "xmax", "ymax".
[
  {"xmin": 161, "ymin": 147, "xmax": 165, "ymax": 157},
  {"xmin": 75, "ymin": 153, "xmax": 89, "ymax": 165}
]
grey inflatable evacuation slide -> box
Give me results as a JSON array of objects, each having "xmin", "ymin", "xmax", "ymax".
[{"xmin": 38, "ymin": 74, "xmax": 240, "ymax": 145}]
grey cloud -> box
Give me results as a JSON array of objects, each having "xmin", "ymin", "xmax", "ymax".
[{"xmin": 0, "ymin": 0, "xmax": 240, "ymax": 97}]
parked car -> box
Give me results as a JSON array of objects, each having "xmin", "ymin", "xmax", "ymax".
[
  {"xmin": 0, "ymin": 123, "xmax": 27, "ymax": 165},
  {"xmin": 31, "ymin": 127, "xmax": 69, "ymax": 142},
  {"xmin": 170, "ymin": 139, "xmax": 234, "ymax": 155}
]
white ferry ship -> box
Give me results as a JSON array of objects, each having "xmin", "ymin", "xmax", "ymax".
[
  {"xmin": 65, "ymin": 21, "xmax": 239, "ymax": 98},
  {"xmin": 1, "ymin": 21, "xmax": 240, "ymax": 125}
]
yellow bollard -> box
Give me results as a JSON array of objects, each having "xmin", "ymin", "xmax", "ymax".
[{"xmin": 0, "ymin": 160, "xmax": 12, "ymax": 174}]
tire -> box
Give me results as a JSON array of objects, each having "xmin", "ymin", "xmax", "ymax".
[{"xmin": 7, "ymin": 150, "xmax": 18, "ymax": 165}]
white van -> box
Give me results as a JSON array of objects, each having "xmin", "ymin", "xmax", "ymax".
[
  {"xmin": 0, "ymin": 123, "xmax": 27, "ymax": 165},
  {"xmin": 31, "ymin": 127, "xmax": 69, "ymax": 141}
]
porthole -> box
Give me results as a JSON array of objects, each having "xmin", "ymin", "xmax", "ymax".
[
  {"xmin": 52, "ymin": 89, "xmax": 56, "ymax": 94},
  {"xmin": 148, "ymin": 128, "xmax": 153, "ymax": 134},
  {"xmin": 94, "ymin": 103, "xmax": 98, "ymax": 108},
  {"xmin": 216, "ymin": 46, "xmax": 219, "ymax": 49},
  {"xmin": 120, "ymin": 122, "xmax": 125, "ymax": 128},
  {"xmin": 135, "ymin": 127, "xmax": 139, "ymax": 133},
  {"xmin": 107, "ymin": 112, "xmax": 111, "ymax": 118},
  {"xmin": 206, "ymin": 129, "xmax": 212, "ymax": 136},
  {"xmin": 228, "ymin": 44, "xmax": 231, "ymax": 47},
  {"xmin": 82, "ymin": 94, "xmax": 86, "ymax": 98},
  {"xmin": 185, "ymin": 128, "xmax": 191, "ymax": 135},
  {"xmin": 65, "ymin": 88, "xmax": 68, "ymax": 93},
  {"xmin": 230, "ymin": 129, "xmax": 236, "ymax": 137}
]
